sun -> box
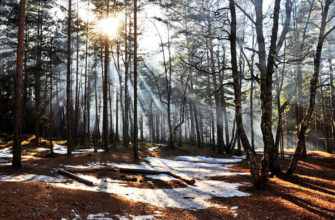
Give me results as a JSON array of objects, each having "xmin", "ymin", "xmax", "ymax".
[{"xmin": 97, "ymin": 15, "xmax": 122, "ymax": 39}]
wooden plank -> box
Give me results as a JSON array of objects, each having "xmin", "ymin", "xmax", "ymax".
[
  {"xmin": 58, "ymin": 169, "xmax": 94, "ymax": 186},
  {"xmin": 65, "ymin": 167, "xmax": 118, "ymax": 173}
]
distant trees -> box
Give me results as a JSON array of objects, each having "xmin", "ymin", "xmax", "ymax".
[
  {"xmin": 287, "ymin": 0, "xmax": 335, "ymax": 174},
  {"xmin": 1, "ymin": 0, "xmax": 335, "ymax": 189}
]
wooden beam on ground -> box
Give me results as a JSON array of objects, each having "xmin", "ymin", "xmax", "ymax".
[
  {"xmin": 65, "ymin": 167, "xmax": 118, "ymax": 173},
  {"xmin": 119, "ymin": 167, "xmax": 196, "ymax": 185},
  {"xmin": 63, "ymin": 166, "xmax": 196, "ymax": 185},
  {"xmin": 58, "ymin": 169, "xmax": 94, "ymax": 186}
]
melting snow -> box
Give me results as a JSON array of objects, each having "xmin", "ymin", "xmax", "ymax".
[
  {"xmin": 0, "ymin": 155, "xmax": 249, "ymax": 210},
  {"xmin": 172, "ymin": 156, "xmax": 243, "ymax": 163},
  {"xmin": 148, "ymin": 146, "xmax": 158, "ymax": 151},
  {"xmin": 87, "ymin": 212, "xmax": 111, "ymax": 220},
  {"xmin": 145, "ymin": 174, "xmax": 176, "ymax": 181}
]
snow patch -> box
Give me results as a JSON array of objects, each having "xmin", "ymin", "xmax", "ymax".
[
  {"xmin": 0, "ymin": 155, "xmax": 249, "ymax": 210},
  {"xmin": 172, "ymin": 156, "xmax": 243, "ymax": 163},
  {"xmin": 145, "ymin": 174, "xmax": 176, "ymax": 181},
  {"xmin": 87, "ymin": 212, "xmax": 111, "ymax": 220},
  {"xmin": 114, "ymin": 214, "xmax": 155, "ymax": 220},
  {"xmin": 148, "ymin": 146, "xmax": 158, "ymax": 151}
]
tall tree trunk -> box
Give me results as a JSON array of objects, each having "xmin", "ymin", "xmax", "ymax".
[
  {"xmin": 103, "ymin": 0, "xmax": 110, "ymax": 152},
  {"xmin": 67, "ymin": 0, "xmax": 73, "ymax": 155},
  {"xmin": 328, "ymin": 58, "xmax": 335, "ymax": 154},
  {"xmin": 123, "ymin": 10, "xmax": 129, "ymax": 148},
  {"xmin": 83, "ymin": 4, "xmax": 89, "ymax": 147},
  {"xmin": 133, "ymin": 0, "xmax": 139, "ymax": 159},
  {"xmin": 34, "ymin": 0, "xmax": 42, "ymax": 146},
  {"xmin": 13, "ymin": 0, "xmax": 26, "ymax": 168},
  {"xmin": 255, "ymin": 0, "xmax": 281, "ymax": 182},
  {"xmin": 49, "ymin": 43, "xmax": 54, "ymax": 154},
  {"xmin": 209, "ymin": 21, "xmax": 223, "ymax": 153},
  {"xmin": 74, "ymin": 3, "xmax": 80, "ymax": 147}
]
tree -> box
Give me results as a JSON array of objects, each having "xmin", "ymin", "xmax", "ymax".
[
  {"xmin": 67, "ymin": 0, "xmax": 73, "ymax": 155},
  {"xmin": 229, "ymin": 0, "xmax": 263, "ymax": 188},
  {"xmin": 287, "ymin": 0, "xmax": 335, "ymax": 174},
  {"xmin": 12, "ymin": 0, "xmax": 26, "ymax": 168},
  {"xmin": 133, "ymin": 0, "xmax": 139, "ymax": 159},
  {"xmin": 103, "ymin": 0, "xmax": 110, "ymax": 152}
]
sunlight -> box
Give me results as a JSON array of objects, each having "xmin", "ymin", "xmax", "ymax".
[{"xmin": 97, "ymin": 15, "xmax": 122, "ymax": 39}]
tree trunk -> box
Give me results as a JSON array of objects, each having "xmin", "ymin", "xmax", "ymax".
[
  {"xmin": 123, "ymin": 10, "xmax": 129, "ymax": 148},
  {"xmin": 133, "ymin": 0, "xmax": 139, "ymax": 159},
  {"xmin": 329, "ymin": 58, "xmax": 335, "ymax": 154},
  {"xmin": 49, "ymin": 43, "xmax": 54, "ymax": 155},
  {"xmin": 255, "ymin": 0, "xmax": 281, "ymax": 183},
  {"xmin": 13, "ymin": 0, "xmax": 26, "ymax": 168},
  {"xmin": 103, "ymin": 0, "xmax": 110, "ymax": 152},
  {"xmin": 66, "ymin": 0, "xmax": 73, "ymax": 155}
]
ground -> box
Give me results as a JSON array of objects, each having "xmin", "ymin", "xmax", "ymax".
[{"xmin": 0, "ymin": 137, "xmax": 334, "ymax": 219}]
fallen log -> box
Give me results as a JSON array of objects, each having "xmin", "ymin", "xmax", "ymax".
[
  {"xmin": 58, "ymin": 169, "xmax": 94, "ymax": 186},
  {"xmin": 62, "ymin": 167, "xmax": 196, "ymax": 185},
  {"xmin": 64, "ymin": 167, "xmax": 118, "ymax": 173},
  {"xmin": 119, "ymin": 167, "xmax": 195, "ymax": 185},
  {"xmin": 168, "ymin": 172, "xmax": 196, "ymax": 185}
]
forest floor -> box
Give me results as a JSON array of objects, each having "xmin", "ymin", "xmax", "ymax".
[{"xmin": 0, "ymin": 137, "xmax": 334, "ymax": 219}]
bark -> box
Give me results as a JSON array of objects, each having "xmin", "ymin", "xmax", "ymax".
[
  {"xmin": 13, "ymin": 0, "xmax": 26, "ymax": 168},
  {"xmin": 123, "ymin": 11, "xmax": 129, "ymax": 148},
  {"xmin": 66, "ymin": 0, "xmax": 73, "ymax": 155},
  {"xmin": 103, "ymin": 0, "xmax": 110, "ymax": 152},
  {"xmin": 83, "ymin": 6, "xmax": 89, "ymax": 147},
  {"xmin": 255, "ymin": 0, "xmax": 281, "ymax": 182},
  {"xmin": 49, "ymin": 44, "xmax": 54, "ymax": 155},
  {"xmin": 34, "ymin": 0, "xmax": 42, "ymax": 146},
  {"xmin": 133, "ymin": 0, "xmax": 139, "ymax": 160},
  {"xmin": 58, "ymin": 169, "xmax": 94, "ymax": 186},
  {"xmin": 209, "ymin": 21, "xmax": 223, "ymax": 152},
  {"xmin": 74, "ymin": 5, "xmax": 80, "ymax": 146},
  {"xmin": 329, "ymin": 58, "xmax": 335, "ymax": 153}
]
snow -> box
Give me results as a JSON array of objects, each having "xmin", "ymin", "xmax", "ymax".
[
  {"xmin": 55, "ymin": 177, "xmax": 247, "ymax": 210},
  {"xmin": 145, "ymin": 174, "xmax": 176, "ymax": 181},
  {"xmin": 114, "ymin": 214, "xmax": 155, "ymax": 220},
  {"xmin": 0, "ymin": 174, "xmax": 68, "ymax": 183},
  {"xmin": 172, "ymin": 156, "xmax": 243, "ymax": 164},
  {"xmin": 0, "ymin": 155, "xmax": 249, "ymax": 210},
  {"xmin": 0, "ymin": 148, "xmax": 11, "ymax": 158},
  {"xmin": 87, "ymin": 212, "xmax": 111, "ymax": 220},
  {"xmin": 148, "ymin": 146, "xmax": 158, "ymax": 151}
]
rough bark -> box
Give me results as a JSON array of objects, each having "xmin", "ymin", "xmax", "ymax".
[
  {"xmin": 13, "ymin": 0, "xmax": 26, "ymax": 168},
  {"xmin": 103, "ymin": 0, "xmax": 110, "ymax": 152},
  {"xmin": 66, "ymin": 0, "xmax": 73, "ymax": 155},
  {"xmin": 255, "ymin": 0, "xmax": 281, "ymax": 182},
  {"xmin": 133, "ymin": 0, "xmax": 139, "ymax": 159}
]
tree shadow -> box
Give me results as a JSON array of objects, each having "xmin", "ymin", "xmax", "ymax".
[{"xmin": 278, "ymin": 191, "xmax": 335, "ymax": 219}]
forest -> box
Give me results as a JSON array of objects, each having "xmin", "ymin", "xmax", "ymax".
[{"xmin": 0, "ymin": 0, "xmax": 335, "ymax": 219}]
